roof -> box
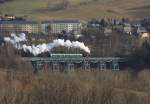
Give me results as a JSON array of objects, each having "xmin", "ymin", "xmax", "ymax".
[
  {"xmin": 137, "ymin": 27, "xmax": 148, "ymax": 33},
  {"xmin": 144, "ymin": 17, "xmax": 150, "ymax": 21},
  {"xmin": 42, "ymin": 20, "xmax": 80, "ymax": 24},
  {"xmin": 0, "ymin": 20, "xmax": 38, "ymax": 24}
]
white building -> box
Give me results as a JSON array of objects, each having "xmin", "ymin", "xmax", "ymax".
[
  {"xmin": 0, "ymin": 21, "xmax": 39, "ymax": 34},
  {"xmin": 41, "ymin": 20, "xmax": 82, "ymax": 34},
  {"xmin": 123, "ymin": 23, "xmax": 132, "ymax": 35}
]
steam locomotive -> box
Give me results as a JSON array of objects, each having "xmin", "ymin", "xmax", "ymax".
[{"xmin": 20, "ymin": 50, "xmax": 90, "ymax": 58}]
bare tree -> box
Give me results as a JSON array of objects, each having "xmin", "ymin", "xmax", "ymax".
[
  {"xmin": 61, "ymin": 0, "xmax": 70, "ymax": 9},
  {"xmin": 46, "ymin": 25, "xmax": 52, "ymax": 35}
]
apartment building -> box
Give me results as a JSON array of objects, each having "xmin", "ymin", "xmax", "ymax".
[
  {"xmin": 41, "ymin": 20, "xmax": 82, "ymax": 34},
  {"xmin": 0, "ymin": 21, "xmax": 39, "ymax": 34}
]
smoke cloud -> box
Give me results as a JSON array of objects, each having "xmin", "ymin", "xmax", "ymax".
[
  {"xmin": 4, "ymin": 33, "xmax": 26, "ymax": 43},
  {"xmin": 4, "ymin": 33, "xmax": 91, "ymax": 56},
  {"xmin": 4, "ymin": 33, "xmax": 27, "ymax": 49}
]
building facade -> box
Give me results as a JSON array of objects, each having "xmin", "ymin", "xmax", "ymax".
[
  {"xmin": 0, "ymin": 21, "xmax": 39, "ymax": 34},
  {"xmin": 141, "ymin": 18, "xmax": 150, "ymax": 32},
  {"xmin": 41, "ymin": 20, "xmax": 82, "ymax": 34}
]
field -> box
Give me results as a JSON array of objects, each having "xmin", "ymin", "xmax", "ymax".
[
  {"xmin": 0, "ymin": 70, "xmax": 150, "ymax": 104},
  {"xmin": 0, "ymin": 0, "xmax": 150, "ymax": 20}
]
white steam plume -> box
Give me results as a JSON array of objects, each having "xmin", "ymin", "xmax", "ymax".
[
  {"xmin": 4, "ymin": 33, "xmax": 27, "ymax": 49},
  {"xmin": 4, "ymin": 33, "xmax": 26, "ymax": 43},
  {"xmin": 4, "ymin": 33, "xmax": 91, "ymax": 56}
]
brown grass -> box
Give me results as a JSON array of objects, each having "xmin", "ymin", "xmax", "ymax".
[{"xmin": 0, "ymin": 70, "xmax": 150, "ymax": 104}]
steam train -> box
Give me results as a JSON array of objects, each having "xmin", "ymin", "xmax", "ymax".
[
  {"xmin": 20, "ymin": 50, "xmax": 90, "ymax": 58},
  {"xmin": 50, "ymin": 53, "xmax": 83, "ymax": 59}
]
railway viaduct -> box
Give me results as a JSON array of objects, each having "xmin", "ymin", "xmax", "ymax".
[{"xmin": 22, "ymin": 55, "xmax": 125, "ymax": 72}]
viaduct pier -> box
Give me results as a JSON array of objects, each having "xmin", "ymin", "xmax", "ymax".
[{"xmin": 22, "ymin": 54, "xmax": 125, "ymax": 72}]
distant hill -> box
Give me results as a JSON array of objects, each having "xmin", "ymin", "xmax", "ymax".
[{"xmin": 0, "ymin": 0, "xmax": 150, "ymax": 20}]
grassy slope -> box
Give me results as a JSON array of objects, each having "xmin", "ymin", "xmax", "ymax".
[
  {"xmin": 0, "ymin": 70, "xmax": 149, "ymax": 104},
  {"xmin": 0, "ymin": 0, "xmax": 150, "ymax": 20}
]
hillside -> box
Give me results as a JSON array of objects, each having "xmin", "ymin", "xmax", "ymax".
[
  {"xmin": 0, "ymin": 70, "xmax": 150, "ymax": 104},
  {"xmin": 0, "ymin": 0, "xmax": 150, "ymax": 20}
]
